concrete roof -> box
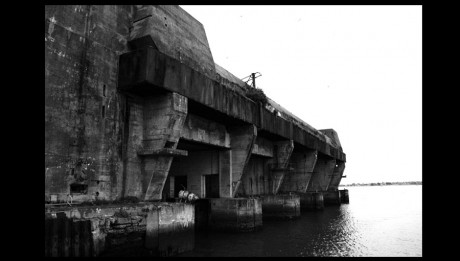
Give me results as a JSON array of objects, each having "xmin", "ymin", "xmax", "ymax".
[{"xmin": 214, "ymin": 63, "xmax": 338, "ymax": 149}]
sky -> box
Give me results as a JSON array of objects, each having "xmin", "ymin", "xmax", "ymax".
[{"xmin": 180, "ymin": 5, "xmax": 422, "ymax": 184}]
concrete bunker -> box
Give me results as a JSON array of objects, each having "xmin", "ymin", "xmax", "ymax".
[{"xmin": 45, "ymin": 5, "xmax": 347, "ymax": 256}]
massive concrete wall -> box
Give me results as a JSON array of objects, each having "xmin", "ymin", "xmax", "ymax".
[{"xmin": 45, "ymin": 5, "xmax": 134, "ymax": 202}]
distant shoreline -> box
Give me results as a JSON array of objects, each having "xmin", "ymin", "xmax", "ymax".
[{"xmin": 340, "ymin": 181, "xmax": 422, "ymax": 187}]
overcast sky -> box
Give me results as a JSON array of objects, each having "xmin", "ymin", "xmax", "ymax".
[{"xmin": 180, "ymin": 5, "xmax": 422, "ymax": 184}]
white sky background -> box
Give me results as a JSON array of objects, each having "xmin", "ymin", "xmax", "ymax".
[{"xmin": 180, "ymin": 5, "xmax": 422, "ymax": 184}]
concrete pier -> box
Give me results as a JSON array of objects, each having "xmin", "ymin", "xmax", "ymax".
[
  {"xmin": 193, "ymin": 199, "xmax": 210, "ymax": 231},
  {"xmin": 299, "ymin": 192, "xmax": 324, "ymax": 210},
  {"xmin": 44, "ymin": 202, "xmax": 194, "ymax": 257},
  {"xmin": 324, "ymin": 190, "xmax": 341, "ymax": 206},
  {"xmin": 340, "ymin": 189, "xmax": 349, "ymax": 203},
  {"xmin": 261, "ymin": 194, "xmax": 300, "ymax": 220},
  {"xmin": 208, "ymin": 198, "xmax": 262, "ymax": 232}
]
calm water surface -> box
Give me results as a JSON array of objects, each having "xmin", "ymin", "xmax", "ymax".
[{"xmin": 178, "ymin": 185, "xmax": 422, "ymax": 257}]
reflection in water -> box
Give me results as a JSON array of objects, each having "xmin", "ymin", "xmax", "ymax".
[{"xmin": 178, "ymin": 185, "xmax": 422, "ymax": 257}]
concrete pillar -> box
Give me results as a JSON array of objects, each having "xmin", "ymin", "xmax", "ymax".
[
  {"xmin": 327, "ymin": 161, "xmax": 346, "ymax": 191},
  {"xmin": 142, "ymin": 92, "xmax": 187, "ymax": 151},
  {"xmin": 324, "ymin": 190, "xmax": 341, "ymax": 205},
  {"xmin": 139, "ymin": 92, "xmax": 188, "ymax": 201},
  {"xmin": 208, "ymin": 198, "xmax": 262, "ymax": 232},
  {"xmin": 299, "ymin": 192, "xmax": 324, "ymax": 210},
  {"xmin": 218, "ymin": 150, "xmax": 232, "ymax": 198},
  {"xmin": 340, "ymin": 189, "xmax": 349, "ymax": 203},
  {"xmin": 279, "ymin": 149, "xmax": 317, "ymax": 193},
  {"xmin": 143, "ymin": 156, "xmax": 175, "ymax": 201},
  {"xmin": 269, "ymin": 140, "xmax": 294, "ymax": 194},
  {"xmin": 155, "ymin": 204, "xmax": 195, "ymax": 256},
  {"xmin": 306, "ymin": 155, "xmax": 336, "ymax": 192},
  {"xmin": 228, "ymin": 125, "xmax": 257, "ymax": 197},
  {"xmin": 324, "ymin": 161, "xmax": 345, "ymax": 205},
  {"xmin": 261, "ymin": 194, "xmax": 300, "ymax": 220}
]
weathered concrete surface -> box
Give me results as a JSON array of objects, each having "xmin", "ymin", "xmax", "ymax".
[
  {"xmin": 306, "ymin": 156, "xmax": 336, "ymax": 192},
  {"xmin": 141, "ymin": 93, "xmax": 187, "ymax": 151},
  {"xmin": 219, "ymin": 150, "xmax": 232, "ymax": 198},
  {"xmin": 44, "ymin": 202, "xmax": 194, "ymax": 257},
  {"xmin": 129, "ymin": 5, "xmax": 216, "ymax": 80},
  {"xmin": 118, "ymin": 47, "xmax": 346, "ymax": 162},
  {"xmin": 45, "ymin": 5, "xmax": 134, "ymax": 202},
  {"xmin": 327, "ymin": 161, "xmax": 346, "ymax": 191},
  {"xmin": 46, "ymin": 5, "xmax": 346, "ymax": 210},
  {"xmin": 319, "ymin": 128, "xmax": 343, "ymax": 151},
  {"xmin": 299, "ymin": 192, "xmax": 324, "ymax": 210},
  {"xmin": 148, "ymin": 203, "xmax": 194, "ymax": 256},
  {"xmin": 180, "ymin": 114, "xmax": 230, "ymax": 148},
  {"xmin": 268, "ymin": 140, "xmax": 294, "ymax": 194},
  {"xmin": 251, "ymin": 136, "xmax": 274, "ymax": 157},
  {"xmin": 324, "ymin": 190, "xmax": 341, "ymax": 206},
  {"xmin": 193, "ymin": 199, "xmax": 210, "ymax": 231},
  {"xmin": 124, "ymin": 93, "xmax": 187, "ymax": 200},
  {"xmin": 261, "ymin": 194, "xmax": 300, "ymax": 220},
  {"xmin": 340, "ymin": 189, "xmax": 349, "ymax": 203},
  {"xmin": 240, "ymin": 156, "xmax": 267, "ymax": 196},
  {"xmin": 118, "ymin": 47, "xmax": 261, "ymax": 129},
  {"xmin": 279, "ymin": 149, "xmax": 317, "ymax": 193},
  {"xmin": 228, "ymin": 125, "xmax": 257, "ymax": 197},
  {"xmin": 208, "ymin": 198, "xmax": 262, "ymax": 232}
]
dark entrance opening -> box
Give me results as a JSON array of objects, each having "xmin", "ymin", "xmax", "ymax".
[
  {"xmin": 70, "ymin": 183, "xmax": 88, "ymax": 194},
  {"xmin": 174, "ymin": 175, "xmax": 187, "ymax": 197},
  {"xmin": 205, "ymin": 174, "xmax": 219, "ymax": 198}
]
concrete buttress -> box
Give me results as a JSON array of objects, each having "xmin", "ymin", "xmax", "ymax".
[
  {"xmin": 269, "ymin": 140, "xmax": 294, "ymax": 194},
  {"xmin": 279, "ymin": 149, "xmax": 317, "ymax": 193},
  {"xmin": 306, "ymin": 155, "xmax": 336, "ymax": 192},
  {"xmin": 219, "ymin": 150, "xmax": 232, "ymax": 198},
  {"xmin": 323, "ymin": 161, "xmax": 346, "ymax": 205},
  {"xmin": 327, "ymin": 161, "xmax": 346, "ymax": 191},
  {"xmin": 228, "ymin": 125, "xmax": 257, "ymax": 198},
  {"xmin": 136, "ymin": 92, "xmax": 188, "ymax": 201}
]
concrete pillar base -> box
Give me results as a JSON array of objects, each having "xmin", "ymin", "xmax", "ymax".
[
  {"xmin": 339, "ymin": 189, "xmax": 349, "ymax": 203},
  {"xmin": 208, "ymin": 198, "xmax": 262, "ymax": 232},
  {"xmin": 261, "ymin": 194, "xmax": 300, "ymax": 220},
  {"xmin": 193, "ymin": 199, "xmax": 210, "ymax": 231},
  {"xmin": 44, "ymin": 202, "xmax": 195, "ymax": 257},
  {"xmin": 299, "ymin": 192, "xmax": 324, "ymax": 210},
  {"xmin": 324, "ymin": 190, "xmax": 341, "ymax": 205}
]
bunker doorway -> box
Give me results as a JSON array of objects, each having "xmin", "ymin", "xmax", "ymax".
[{"xmin": 205, "ymin": 174, "xmax": 219, "ymax": 198}]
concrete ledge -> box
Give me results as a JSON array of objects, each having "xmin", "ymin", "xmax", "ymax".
[
  {"xmin": 118, "ymin": 47, "xmax": 346, "ymax": 162},
  {"xmin": 324, "ymin": 190, "xmax": 341, "ymax": 206},
  {"xmin": 299, "ymin": 192, "xmax": 324, "ymax": 210},
  {"xmin": 208, "ymin": 198, "xmax": 262, "ymax": 232},
  {"xmin": 44, "ymin": 202, "xmax": 194, "ymax": 257},
  {"xmin": 261, "ymin": 194, "xmax": 300, "ymax": 220},
  {"xmin": 137, "ymin": 148, "xmax": 188, "ymax": 157}
]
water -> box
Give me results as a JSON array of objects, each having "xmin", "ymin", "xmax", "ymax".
[{"xmin": 178, "ymin": 185, "xmax": 422, "ymax": 257}]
